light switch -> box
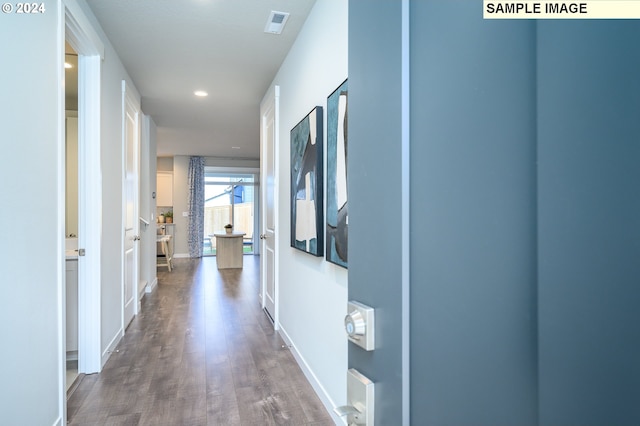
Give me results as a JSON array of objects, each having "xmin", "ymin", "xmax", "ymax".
[{"xmin": 182, "ymin": 211, "xmax": 189, "ymax": 217}]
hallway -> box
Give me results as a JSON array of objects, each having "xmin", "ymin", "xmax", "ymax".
[{"xmin": 67, "ymin": 257, "xmax": 333, "ymax": 425}]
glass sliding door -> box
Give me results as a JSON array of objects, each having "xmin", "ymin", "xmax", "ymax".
[
  {"xmin": 203, "ymin": 169, "xmax": 258, "ymax": 256},
  {"xmin": 203, "ymin": 181, "xmax": 232, "ymax": 256}
]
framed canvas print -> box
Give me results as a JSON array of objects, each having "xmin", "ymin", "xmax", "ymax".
[
  {"xmin": 290, "ymin": 106, "xmax": 324, "ymax": 256},
  {"xmin": 326, "ymin": 79, "xmax": 348, "ymax": 268}
]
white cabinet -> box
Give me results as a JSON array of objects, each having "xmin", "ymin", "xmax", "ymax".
[{"xmin": 156, "ymin": 172, "xmax": 173, "ymax": 207}]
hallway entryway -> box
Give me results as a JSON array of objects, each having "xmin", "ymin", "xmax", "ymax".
[{"xmin": 67, "ymin": 256, "xmax": 332, "ymax": 425}]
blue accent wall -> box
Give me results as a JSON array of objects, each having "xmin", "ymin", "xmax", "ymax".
[
  {"xmin": 410, "ymin": 2, "xmax": 538, "ymax": 424},
  {"xmin": 537, "ymin": 21, "xmax": 640, "ymax": 425},
  {"xmin": 349, "ymin": 2, "xmax": 640, "ymax": 424}
]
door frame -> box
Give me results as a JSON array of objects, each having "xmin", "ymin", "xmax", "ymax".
[
  {"xmin": 260, "ymin": 85, "xmax": 280, "ymax": 329},
  {"xmin": 59, "ymin": 1, "xmax": 104, "ymax": 422},
  {"xmin": 63, "ymin": 0, "xmax": 104, "ymax": 377}
]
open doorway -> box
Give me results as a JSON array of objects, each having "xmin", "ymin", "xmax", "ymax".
[
  {"xmin": 62, "ymin": 2, "xmax": 104, "ymax": 394},
  {"xmin": 203, "ymin": 169, "xmax": 259, "ymax": 256},
  {"xmin": 64, "ymin": 42, "xmax": 80, "ymax": 391}
]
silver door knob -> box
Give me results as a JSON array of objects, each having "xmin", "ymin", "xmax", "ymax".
[
  {"xmin": 345, "ymin": 310, "xmax": 366, "ymax": 338},
  {"xmin": 133, "ymin": 235, "xmax": 141, "ymax": 241},
  {"xmin": 259, "ymin": 234, "xmax": 267, "ymax": 240}
]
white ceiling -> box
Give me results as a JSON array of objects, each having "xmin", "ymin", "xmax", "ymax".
[{"xmin": 84, "ymin": 0, "xmax": 317, "ymax": 159}]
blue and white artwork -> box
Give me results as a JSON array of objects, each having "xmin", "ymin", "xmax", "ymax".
[
  {"xmin": 291, "ymin": 106, "xmax": 324, "ymax": 256},
  {"xmin": 326, "ymin": 79, "xmax": 348, "ymax": 268}
]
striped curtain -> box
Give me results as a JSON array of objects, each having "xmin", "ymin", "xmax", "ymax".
[{"xmin": 187, "ymin": 156, "xmax": 205, "ymax": 258}]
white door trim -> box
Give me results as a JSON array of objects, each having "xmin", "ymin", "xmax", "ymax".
[
  {"xmin": 57, "ymin": 5, "xmax": 65, "ymax": 423},
  {"xmin": 77, "ymin": 53, "xmax": 103, "ymax": 375},
  {"xmin": 60, "ymin": 1, "xmax": 104, "ymax": 423},
  {"xmin": 64, "ymin": 0, "xmax": 104, "ymax": 60},
  {"xmin": 273, "ymin": 86, "xmax": 280, "ymax": 330},
  {"xmin": 64, "ymin": 0, "xmax": 103, "ymax": 377}
]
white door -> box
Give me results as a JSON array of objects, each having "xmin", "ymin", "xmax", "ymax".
[
  {"xmin": 123, "ymin": 81, "xmax": 140, "ymax": 327},
  {"xmin": 261, "ymin": 86, "xmax": 279, "ymax": 324}
]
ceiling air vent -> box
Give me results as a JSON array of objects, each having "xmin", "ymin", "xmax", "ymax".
[{"xmin": 264, "ymin": 11, "xmax": 290, "ymax": 35}]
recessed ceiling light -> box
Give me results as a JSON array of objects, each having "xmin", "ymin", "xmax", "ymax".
[
  {"xmin": 194, "ymin": 90, "xmax": 208, "ymax": 97},
  {"xmin": 65, "ymin": 62, "xmax": 73, "ymax": 69},
  {"xmin": 232, "ymin": 146, "xmax": 241, "ymax": 149}
]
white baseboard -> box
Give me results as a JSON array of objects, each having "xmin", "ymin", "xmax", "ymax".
[
  {"xmin": 173, "ymin": 253, "xmax": 190, "ymax": 258},
  {"xmin": 101, "ymin": 328, "xmax": 123, "ymax": 368},
  {"xmin": 66, "ymin": 351, "xmax": 78, "ymax": 362},
  {"xmin": 277, "ymin": 325, "xmax": 346, "ymax": 426},
  {"xmin": 146, "ymin": 277, "xmax": 158, "ymax": 293}
]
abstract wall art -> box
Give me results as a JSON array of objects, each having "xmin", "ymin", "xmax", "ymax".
[
  {"xmin": 326, "ymin": 79, "xmax": 348, "ymax": 268},
  {"xmin": 290, "ymin": 106, "xmax": 324, "ymax": 256}
]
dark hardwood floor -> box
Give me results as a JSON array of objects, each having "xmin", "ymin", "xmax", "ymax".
[{"xmin": 67, "ymin": 256, "xmax": 334, "ymax": 426}]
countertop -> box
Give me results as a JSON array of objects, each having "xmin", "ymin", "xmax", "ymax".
[{"xmin": 212, "ymin": 231, "xmax": 246, "ymax": 238}]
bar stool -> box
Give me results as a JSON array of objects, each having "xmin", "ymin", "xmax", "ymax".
[{"xmin": 157, "ymin": 235, "xmax": 173, "ymax": 271}]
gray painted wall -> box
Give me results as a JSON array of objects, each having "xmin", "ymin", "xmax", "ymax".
[
  {"xmin": 537, "ymin": 21, "xmax": 640, "ymax": 425},
  {"xmin": 348, "ymin": 1, "xmax": 404, "ymax": 423}
]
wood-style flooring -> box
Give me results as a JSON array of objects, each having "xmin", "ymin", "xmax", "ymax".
[{"xmin": 67, "ymin": 256, "xmax": 334, "ymax": 425}]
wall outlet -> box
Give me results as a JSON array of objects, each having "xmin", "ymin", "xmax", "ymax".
[{"xmin": 182, "ymin": 211, "xmax": 189, "ymax": 217}]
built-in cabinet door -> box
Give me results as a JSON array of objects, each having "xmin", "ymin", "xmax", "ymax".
[{"xmin": 157, "ymin": 172, "xmax": 173, "ymax": 207}]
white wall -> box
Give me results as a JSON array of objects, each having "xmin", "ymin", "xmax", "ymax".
[
  {"xmin": 0, "ymin": 1, "xmax": 63, "ymax": 423},
  {"xmin": 70, "ymin": 0, "xmax": 143, "ymax": 362},
  {"xmin": 262, "ymin": 0, "xmax": 348, "ymax": 412},
  {"xmin": 157, "ymin": 156, "xmax": 173, "ymax": 172},
  {"xmin": 1, "ymin": 0, "xmax": 145, "ymax": 420},
  {"xmin": 172, "ymin": 155, "xmax": 190, "ymax": 256}
]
